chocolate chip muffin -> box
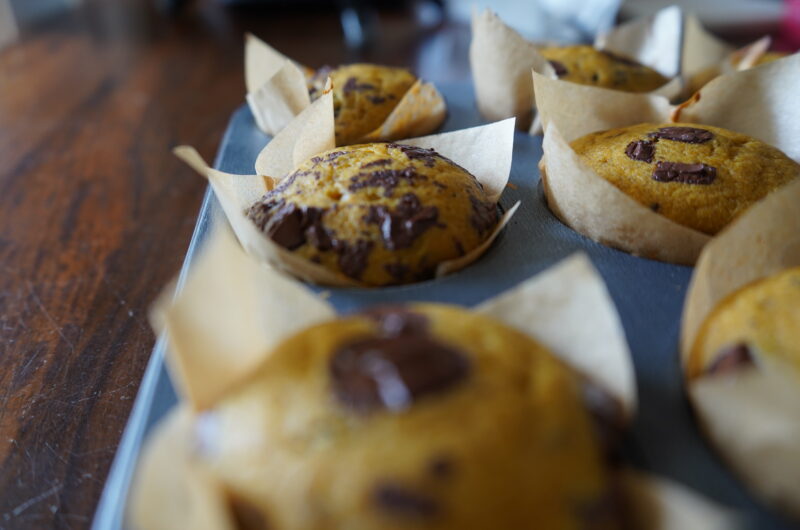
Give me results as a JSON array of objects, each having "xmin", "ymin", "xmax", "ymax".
[
  {"xmin": 246, "ymin": 143, "xmax": 499, "ymax": 287},
  {"xmin": 307, "ymin": 64, "xmax": 417, "ymax": 145},
  {"xmin": 570, "ymin": 123, "xmax": 800, "ymax": 235},
  {"xmin": 539, "ymin": 46, "xmax": 668, "ymax": 93},
  {"xmin": 687, "ymin": 266, "xmax": 800, "ymax": 380},
  {"xmin": 191, "ymin": 305, "xmax": 620, "ymax": 530}
]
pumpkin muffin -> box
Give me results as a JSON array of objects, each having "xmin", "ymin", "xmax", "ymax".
[
  {"xmin": 570, "ymin": 123, "xmax": 800, "ymax": 234},
  {"xmin": 191, "ymin": 304, "xmax": 621, "ymax": 530},
  {"xmin": 687, "ymin": 266, "xmax": 800, "ymax": 379},
  {"xmin": 539, "ymin": 45, "xmax": 668, "ymax": 92},
  {"xmin": 246, "ymin": 143, "xmax": 499, "ymax": 286},
  {"xmin": 307, "ymin": 64, "xmax": 417, "ymax": 145}
]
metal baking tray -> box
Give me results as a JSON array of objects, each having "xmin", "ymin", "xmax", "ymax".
[{"xmin": 92, "ymin": 83, "xmax": 794, "ymax": 529}]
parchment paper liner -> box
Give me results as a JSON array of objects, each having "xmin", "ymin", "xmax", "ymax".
[
  {"xmin": 678, "ymin": 179, "xmax": 800, "ymax": 517},
  {"xmin": 245, "ymin": 33, "xmax": 446, "ymax": 143},
  {"xmin": 534, "ymin": 53, "xmax": 800, "ymax": 264},
  {"xmin": 128, "ymin": 226, "xmax": 739, "ymax": 529},
  {"xmin": 175, "ymin": 92, "xmax": 519, "ymax": 287},
  {"xmin": 469, "ymin": 6, "xmax": 684, "ymax": 131}
]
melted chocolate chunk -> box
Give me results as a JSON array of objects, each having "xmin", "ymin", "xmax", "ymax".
[
  {"xmin": 336, "ymin": 239, "xmax": 373, "ymax": 279},
  {"xmin": 348, "ymin": 167, "xmax": 419, "ymax": 197},
  {"xmin": 707, "ymin": 343, "xmax": 754, "ymax": 375},
  {"xmin": 647, "ymin": 126, "xmax": 714, "ymax": 144},
  {"xmin": 373, "ymin": 484, "xmax": 439, "ymax": 519},
  {"xmin": 311, "ymin": 150, "xmax": 347, "ymax": 165},
  {"xmin": 330, "ymin": 333, "xmax": 470, "ymax": 413},
  {"xmin": 624, "ymin": 140, "xmax": 656, "ymax": 163},
  {"xmin": 389, "ymin": 144, "xmax": 441, "ymax": 167},
  {"xmin": 343, "ymin": 76, "xmax": 376, "ymax": 93},
  {"xmin": 652, "ymin": 161, "xmax": 716, "ymax": 185},
  {"xmin": 362, "ymin": 306, "xmax": 430, "ymax": 337},
  {"xmin": 364, "ymin": 193, "xmax": 439, "ymax": 250},
  {"xmin": 469, "ymin": 195, "xmax": 499, "ymax": 235},
  {"xmin": 599, "ymin": 49, "xmax": 643, "ymax": 67},
  {"xmin": 228, "ymin": 495, "xmax": 270, "ymax": 530},
  {"xmin": 361, "ymin": 158, "xmax": 393, "ymax": 169},
  {"xmin": 263, "ymin": 204, "xmax": 330, "ymax": 250},
  {"xmin": 548, "ymin": 60, "xmax": 568, "ymax": 77}
]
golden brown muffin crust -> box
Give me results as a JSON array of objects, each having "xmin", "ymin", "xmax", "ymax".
[
  {"xmin": 571, "ymin": 122, "xmax": 800, "ymax": 234},
  {"xmin": 539, "ymin": 45, "xmax": 668, "ymax": 93},
  {"xmin": 247, "ymin": 144, "xmax": 498, "ymax": 286}
]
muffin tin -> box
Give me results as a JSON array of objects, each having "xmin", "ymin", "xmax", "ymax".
[{"xmin": 92, "ymin": 84, "xmax": 794, "ymax": 529}]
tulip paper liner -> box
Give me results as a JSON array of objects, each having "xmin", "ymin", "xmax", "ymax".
[
  {"xmin": 175, "ymin": 92, "xmax": 519, "ymax": 288},
  {"xmin": 245, "ymin": 33, "xmax": 447, "ymax": 143},
  {"xmin": 534, "ymin": 53, "xmax": 800, "ymax": 265},
  {"xmin": 128, "ymin": 225, "xmax": 740, "ymax": 530},
  {"xmin": 679, "ymin": 179, "xmax": 800, "ymax": 518},
  {"xmin": 469, "ymin": 6, "xmax": 685, "ymax": 131}
]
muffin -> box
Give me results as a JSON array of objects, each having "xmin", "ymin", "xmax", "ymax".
[
  {"xmin": 246, "ymin": 143, "xmax": 499, "ymax": 286},
  {"xmin": 687, "ymin": 266, "xmax": 800, "ymax": 379},
  {"xmin": 539, "ymin": 46, "xmax": 668, "ymax": 93},
  {"xmin": 570, "ymin": 123, "xmax": 800, "ymax": 235},
  {"xmin": 688, "ymin": 51, "xmax": 788, "ymax": 94},
  {"xmin": 191, "ymin": 304, "xmax": 621, "ymax": 530},
  {"xmin": 307, "ymin": 64, "xmax": 418, "ymax": 145}
]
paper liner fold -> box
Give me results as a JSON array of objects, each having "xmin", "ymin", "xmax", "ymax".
[
  {"xmin": 470, "ymin": 7, "xmax": 682, "ymax": 130},
  {"xmin": 177, "ymin": 97, "xmax": 516, "ymax": 287},
  {"xmin": 245, "ymin": 33, "xmax": 446, "ymax": 143},
  {"xmin": 534, "ymin": 55, "xmax": 800, "ymax": 264},
  {"xmin": 477, "ymin": 252, "xmax": 636, "ymax": 415}
]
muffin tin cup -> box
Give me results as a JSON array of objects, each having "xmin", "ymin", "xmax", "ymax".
[
  {"xmin": 469, "ymin": 6, "xmax": 685, "ymax": 132},
  {"xmin": 244, "ymin": 34, "xmax": 447, "ymax": 142},
  {"xmin": 680, "ymin": 180, "xmax": 800, "ymax": 518},
  {"xmin": 175, "ymin": 90, "xmax": 520, "ymax": 288},
  {"xmin": 533, "ymin": 54, "xmax": 800, "ymax": 264}
]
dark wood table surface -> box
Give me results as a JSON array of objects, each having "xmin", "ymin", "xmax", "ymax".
[{"xmin": 0, "ymin": 1, "xmax": 441, "ymax": 528}]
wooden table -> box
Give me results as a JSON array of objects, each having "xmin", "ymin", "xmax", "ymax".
[{"xmin": 0, "ymin": 2, "xmax": 435, "ymax": 527}]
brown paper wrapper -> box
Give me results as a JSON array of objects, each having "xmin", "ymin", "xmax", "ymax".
[
  {"xmin": 534, "ymin": 54, "xmax": 800, "ymax": 264},
  {"xmin": 470, "ymin": 7, "xmax": 683, "ymax": 131},
  {"xmin": 245, "ymin": 33, "xmax": 446, "ymax": 142},
  {"xmin": 131, "ymin": 228, "xmax": 735, "ymax": 528},
  {"xmin": 176, "ymin": 94, "xmax": 518, "ymax": 287},
  {"xmin": 679, "ymin": 179, "xmax": 800, "ymax": 516}
]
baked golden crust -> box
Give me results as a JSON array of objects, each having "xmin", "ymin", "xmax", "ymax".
[
  {"xmin": 246, "ymin": 143, "xmax": 498, "ymax": 287},
  {"xmin": 193, "ymin": 304, "xmax": 617, "ymax": 530},
  {"xmin": 570, "ymin": 122, "xmax": 800, "ymax": 235},
  {"xmin": 687, "ymin": 266, "xmax": 800, "ymax": 379},
  {"xmin": 308, "ymin": 64, "xmax": 417, "ymax": 145},
  {"xmin": 539, "ymin": 45, "xmax": 668, "ymax": 93}
]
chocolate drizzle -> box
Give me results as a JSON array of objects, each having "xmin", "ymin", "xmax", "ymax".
[
  {"xmin": 707, "ymin": 343, "xmax": 754, "ymax": 375},
  {"xmin": 330, "ymin": 307, "xmax": 470, "ymax": 413},
  {"xmin": 647, "ymin": 126, "xmax": 714, "ymax": 144},
  {"xmin": 624, "ymin": 140, "xmax": 655, "ymax": 163},
  {"xmin": 365, "ymin": 193, "xmax": 439, "ymax": 250},
  {"xmin": 652, "ymin": 161, "xmax": 716, "ymax": 185},
  {"xmin": 548, "ymin": 60, "xmax": 568, "ymax": 77}
]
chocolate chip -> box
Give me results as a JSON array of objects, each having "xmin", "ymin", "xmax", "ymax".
[
  {"xmin": 227, "ymin": 495, "xmax": 269, "ymax": 530},
  {"xmin": 651, "ymin": 161, "xmax": 716, "ymax": 185},
  {"xmin": 427, "ymin": 455, "xmax": 455, "ymax": 479},
  {"xmin": 647, "ymin": 126, "xmax": 713, "ymax": 144},
  {"xmin": 343, "ymin": 76, "xmax": 376, "ymax": 93},
  {"xmin": 362, "ymin": 306, "xmax": 429, "ymax": 337},
  {"xmin": 707, "ymin": 343, "xmax": 754, "ymax": 375},
  {"xmin": 368, "ymin": 95, "xmax": 387, "ymax": 104},
  {"xmin": 373, "ymin": 484, "xmax": 439, "ymax": 519},
  {"xmin": 364, "ymin": 193, "xmax": 439, "ymax": 250},
  {"xmin": 599, "ymin": 49, "xmax": 643, "ymax": 67},
  {"xmin": 548, "ymin": 60, "xmax": 568, "ymax": 77},
  {"xmin": 650, "ymin": 203, "xmax": 660, "ymax": 212},
  {"xmin": 384, "ymin": 263, "xmax": 409, "ymax": 282},
  {"xmin": 330, "ymin": 334, "xmax": 470, "ymax": 413},
  {"xmin": 348, "ymin": 167, "xmax": 420, "ymax": 197},
  {"xmin": 388, "ymin": 143, "xmax": 441, "ymax": 168},
  {"xmin": 311, "ymin": 150, "xmax": 347, "ymax": 165},
  {"xmin": 262, "ymin": 204, "xmax": 331, "ymax": 251},
  {"xmin": 361, "ymin": 158, "xmax": 393, "ymax": 169},
  {"xmin": 624, "ymin": 140, "xmax": 655, "ymax": 163},
  {"xmin": 468, "ymin": 195, "xmax": 498, "ymax": 235},
  {"xmin": 336, "ymin": 239, "xmax": 373, "ymax": 279}
]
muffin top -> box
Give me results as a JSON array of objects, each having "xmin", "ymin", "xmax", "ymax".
[
  {"xmin": 539, "ymin": 45, "xmax": 668, "ymax": 93},
  {"xmin": 193, "ymin": 304, "xmax": 619, "ymax": 530},
  {"xmin": 308, "ymin": 64, "xmax": 417, "ymax": 145},
  {"xmin": 247, "ymin": 143, "xmax": 499, "ymax": 286},
  {"xmin": 688, "ymin": 266, "xmax": 800, "ymax": 380},
  {"xmin": 570, "ymin": 122, "xmax": 800, "ymax": 235}
]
